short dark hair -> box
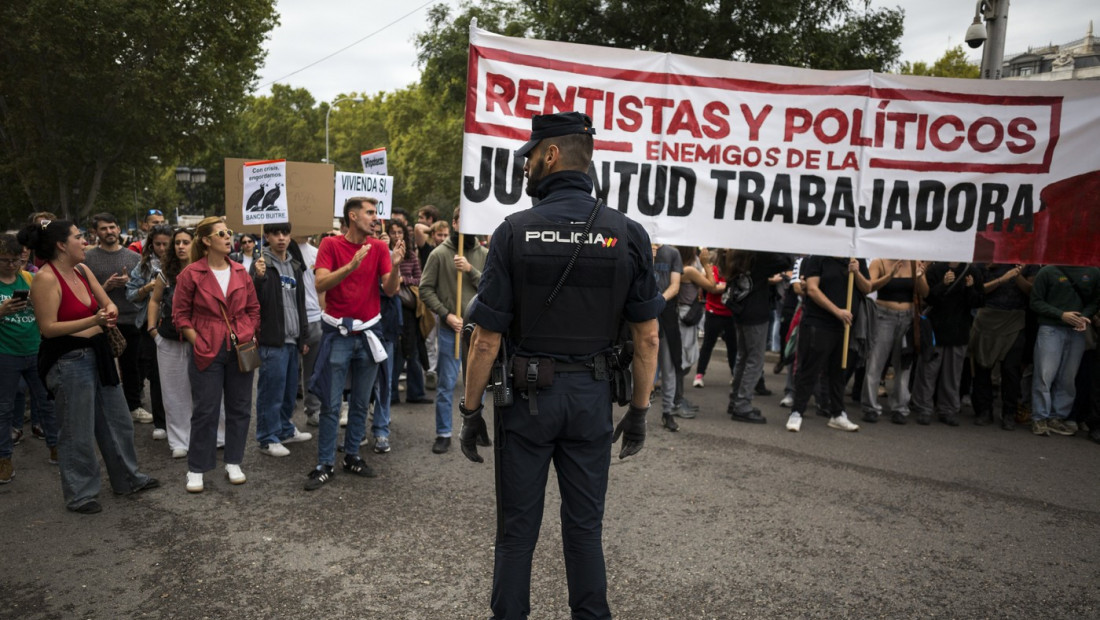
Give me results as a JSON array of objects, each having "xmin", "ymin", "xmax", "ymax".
[
  {"xmin": 418, "ymin": 205, "xmax": 440, "ymax": 223},
  {"xmin": 343, "ymin": 196, "xmax": 378, "ymax": 225},
  {"xmin": 90, "ymin": 212, "xmax": 117, "ymax": 229},
  {"xmin": 263, "ymin": 222, "xmax": 292, "ymax": 236},
  {"xmin": 543, "ymin": 133, "xmax": 594, "ymax": 171}
]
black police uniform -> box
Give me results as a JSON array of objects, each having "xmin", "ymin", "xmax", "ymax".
[{"xmin": 467, "ymin": 169, "xmax": 662, "ymax": 619}]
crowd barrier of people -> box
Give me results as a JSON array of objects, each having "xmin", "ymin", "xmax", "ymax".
[{"xmin": 2, "ymin": 207, "xmax": 1098, "ymax": 512}]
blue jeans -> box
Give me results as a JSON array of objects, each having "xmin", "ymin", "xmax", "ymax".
[
  {"xmin": 256, "ymin": 343, "xmax": 300, "ymax": 446},
  {"xmin": 435, "ymin": 325, "xmax": 463, "ymax": 437},
  {"xmin": 45, "ymin": 347, "xmax": 150, "ymax": 510},
  {"xmin": 371, "ymin": 338, "xmax": 394, "ymax": 439},
  {"xmin": 1032, "ymin": 324, "xmax": 1087, "ymax": 421},
  {"xmin": 317, "ymin": 332, "xmax": 380, "ymax": 466},
  {"xmin": 1, "ymin": 353, "xmax": 58, "ymax": 457}
]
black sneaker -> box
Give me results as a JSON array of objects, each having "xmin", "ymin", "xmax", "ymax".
[
  {"xmin": 862, "ymin": 411, "xmax": 879, "ymax": 424},
  {"xmin": 754, "ymin": 385, "xmax": 773, "ymax": 396},
  {"xmin": 661, "ymin": 413, "xmax": 680, "ymax": 432},
  {"xmin": 671, "ymin": 405, "xmax": 697, "ymax": 419},
  {"xmin": 891, "ymin": 412, "xmax": 908, "ymax": 425},
  {"xmin": 342, "ymin": 455, "xmax": 377, "ymax": 477},
  {"xmin": 71, "ymin": 500, "xmax": 102, "ymax": 514},
  {"xmin": 939, "ymin": 414, "xmax": 960, "ymax": 427},
  {"xmin": 129, "ymin": 477, "xmax": 160, "ymax": 495},
  {"xmin": 730, "ymin": 408, "xmax": 767, "ymax": 424},
  {"xmin": 304, "ymin": 465, "xmax": 335, "ymax": 491},
  {"xmin": 432, "ymin": 436, "xmax": 451, "ymax": 454}
]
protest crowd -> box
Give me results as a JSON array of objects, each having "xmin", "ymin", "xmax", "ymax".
[{"xmin": 1, "ymin": 204, "xmax": 1099, "ymax": 512}]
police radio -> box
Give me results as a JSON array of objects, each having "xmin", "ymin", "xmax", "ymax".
[{"xmin": 490, "ymin": 345, "xmax": 514, "ymax": 407}]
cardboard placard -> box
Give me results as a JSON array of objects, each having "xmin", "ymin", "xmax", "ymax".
[{"xmin": 225, "ymin": 158, "xmax": 336, "ymax": 237}]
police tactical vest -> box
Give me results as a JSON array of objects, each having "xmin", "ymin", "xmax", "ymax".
[{"xmin": 506, "ymin": 202, "xmax": 631, "ymax": 357}]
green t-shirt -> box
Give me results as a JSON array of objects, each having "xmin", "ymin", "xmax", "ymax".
[{"xmin": 0, "ymin": 272, "xmax": 40, "ymax": 356}]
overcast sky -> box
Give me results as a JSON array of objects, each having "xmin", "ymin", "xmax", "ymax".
[{"xmin": 256, "ymin": 0, "xmax": 1099, "ymax": 103}]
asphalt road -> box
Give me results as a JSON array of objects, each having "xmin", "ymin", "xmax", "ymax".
[{"xmin": 4, "ymin": 351, "xmax": 1099, "ymax": 619}]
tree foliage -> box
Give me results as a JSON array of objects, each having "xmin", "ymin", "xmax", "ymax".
[
  {"xmin": 900, "ymin": 45, "xmax": 981, "ymax": 79},
  {"xmin": 0, "ymin": 0, "xmax": 278, "ymax": 227}
]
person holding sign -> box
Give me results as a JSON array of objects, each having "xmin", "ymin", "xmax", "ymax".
[
  {"xmin": 784, "ymin": 256, "xmax": 881, "ymax": 433},
  {"xmin": 251, "ymin": 223, "xmax": 312, "ymax": 457},
  {"xmin": 305, "ymin": 197, "xmax": 401, "ymax": 491},
  {"xmin": 418, "ymin": 206, "xmax": 486, "ymax": 455}
]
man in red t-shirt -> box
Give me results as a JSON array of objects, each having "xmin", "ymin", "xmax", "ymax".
[{"xmin": 306, "ymin": 197, "xmax": 402, "ymax": 491}]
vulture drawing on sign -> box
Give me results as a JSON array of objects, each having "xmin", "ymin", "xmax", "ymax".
[
  {"xmin": 246, "ymin": 184, "xmax": 265, "ymax": 212},
  {"xmin": 261, "ymin": 183, "xmax": 282, "ymax": 211}
]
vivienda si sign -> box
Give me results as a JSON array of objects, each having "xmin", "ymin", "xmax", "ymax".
[{"xmin": 459, "ymin": 25, "xmax": 1100, "ymax": 266}]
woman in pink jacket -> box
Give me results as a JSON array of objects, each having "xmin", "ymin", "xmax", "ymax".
[{"xmin": 173, "ymin": 217, "xmax": 260, "ymax": 493}]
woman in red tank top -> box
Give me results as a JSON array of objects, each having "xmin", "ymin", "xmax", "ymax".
[
  {"xmin": 19, "ymin": 220, "xmax": 157, "ymax": 514},
  {"xmin": 695, "ymin": 249, "xmax": 736, "ymax": 389}
]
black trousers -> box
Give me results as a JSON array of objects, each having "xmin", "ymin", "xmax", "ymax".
[
  {"xmin": 492, "ymin": 372, "xmax": 613, "ymax": 620},
  {"xmin": 138, "ymin": 330, "xmax": 165, "ymax": 428},
  {"xmin": 697, "ymin": 310, "xmax": 736, "ymax": 376},
  {"xmin": 972, "ymin": 330, "xmax": 1025, "ymax": 420},
  {"xmin": 792, "ymin": 324, "xmax": 846, "ymax": 416},
  {"xmin": 117, "ymin": 323, "xmax": 144, "ymax": 411},
  {"xmin": 187, "ymin": 348, "xmax": 253, "ymax": 473}
]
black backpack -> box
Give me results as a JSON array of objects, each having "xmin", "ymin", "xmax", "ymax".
[{"xmin": 156, "ymin": 274, "xmax": 181, "ymax": 341}]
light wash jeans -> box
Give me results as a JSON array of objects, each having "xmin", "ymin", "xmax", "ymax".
[
  {"xmin": 861, "ymin": 305, "xmax": 913, "ymax": 417},
  {"xmin": 0, "ymin": 353, "xmax": 57, "ymax": 457},
  {"xmin": 435, "ymin": 325, "xmax": 463, "ymax": 437},
  {"xmin": 45, "ymin": 347, "xmax": 151, "ymax": 510},
  {"xmin": 317, "ymin": 332, "xmax": 379, "ymax": 466},
  {"xmin": 256, "ymin": 343, "xmax": 300, "ymax": 446},
  {"xmin": 1031, "ymin": 324, "xmax": 1087, "ymax": 421}
]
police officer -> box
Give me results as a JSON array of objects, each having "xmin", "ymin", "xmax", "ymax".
[{"xmin": 460, "ymin": 111, "xmax": 662, "ymax": 620}]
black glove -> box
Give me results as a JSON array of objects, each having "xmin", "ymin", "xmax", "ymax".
[
  {"xmin": 612, "ymin": 404, "xmax": 648, "ymax": 459},
  {"xmin": 459, "ymin": 399, "xmax": 490, "ymax": 463}
]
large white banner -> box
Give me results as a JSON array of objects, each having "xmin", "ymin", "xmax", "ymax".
[
  {"xmin": 460, "ymin": 26, "xmax": 1100, "ymax": 266},
  {"xmin": 333, "ymin": 171, "xmax": 394, "ymax": 219},
  {"xmin": 242, "ymin": 159, "xmax": 288, "ymax": 225}
]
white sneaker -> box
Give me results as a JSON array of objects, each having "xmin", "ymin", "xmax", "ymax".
[
  {"xmin": 225, "ymin": 464, "xmax": 246, "ymax": 485},
  {"xmin": 186, "ymin": 471, "xmax": 204, "ymax": 493},
  {"xmin": 172, "ymin": 448, "xmax": 188, "ymax": 459},
  {"xmin": 693, "ymin": 374, "xmax": 704, "ymax": 388},
  {"xmin": 131, "ymin": 407, "xmax": 154, "ymax": 424},
  {"xmin": 283, "ymin": 428, "xmax": 312, "ymax": 444},
  {"xmin": 786, "ymin": 412, "xmax": 802, "ymax": 432},
  {"xmin": 260, "ymin": 442, "xmax": 290, "ymax": 457},
  {"xmin": 828, "ymin": 412, "xmax": 860, "ymax": 432},
  {"xmin": 779, "ymin": 395, "xmax": 794, "ymax": 408},
  {"xmin": 339, "ymin": 402, "xmax": 349, "ymax": 427},
  {"xmin": 152, "ymin": 428, "xmax": 167, "ymax": 440}
]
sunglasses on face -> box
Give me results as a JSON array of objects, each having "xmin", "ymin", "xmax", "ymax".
[
  {"xmin": 207, "ymin": 229, "xmax": 234, "ymax": 239},
  {"xmin": 240, "ymin": 238, "xmax": 254, "ymax": 244}
]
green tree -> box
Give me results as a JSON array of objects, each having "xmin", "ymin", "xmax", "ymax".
[
  {"xmin": 900, "ymin": 45, "xmax": 981, "ymax": 79},
  {"xmin": 0, "ymin": 0, "xmax": 278, "ymax": 225},
  {"xmin": 524, "ymin": 0, "xmax": 903, "ymax": 72}
]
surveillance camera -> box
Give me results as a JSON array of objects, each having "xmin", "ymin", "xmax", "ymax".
[{"xmin": 965, "ymin": 18, "xmax": 986, "ymax": 48}]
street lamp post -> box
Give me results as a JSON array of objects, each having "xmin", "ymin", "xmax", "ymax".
[
  {"xmin": 965, "ymin": 0, "xmax": 1011, "ymax": 80},
  {"xmin": 324, "ymin": 96, "xmax": 364, "ymax": 166},
  {"xmin": 174, "ymin": 165, "xmax": 207, "ymax": 223}
]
